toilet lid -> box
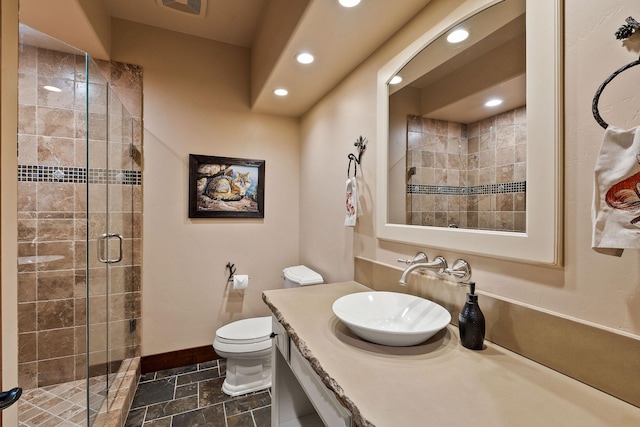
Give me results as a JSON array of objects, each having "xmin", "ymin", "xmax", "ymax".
[
  {"xmin": 215, "ymin": 316, "xmax": 272, "ymax": 344},
  {"xmin": 283, "ymin": 265, "xmax": 324, "ymax": 286}
]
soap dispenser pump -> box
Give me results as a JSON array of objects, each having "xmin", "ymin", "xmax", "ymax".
[{"xmin": 458, "ymin": 281, "xmax": 485, "ymax": 350}]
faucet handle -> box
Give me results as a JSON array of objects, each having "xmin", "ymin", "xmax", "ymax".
[
  {"xmin": 444, "ymin": 259, "xmax": 472, "ymax": 282},
  {"xmin": 397, "ymin": 252, "xmax": 428, "ymax": 265},
  {"xmin": 430, "ymin": 256, "xmax": 448, "ymax": 275}
]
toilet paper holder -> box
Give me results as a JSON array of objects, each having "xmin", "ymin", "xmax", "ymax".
[{"xmin": 226, "ymin": 262, "xmax": 236, "ymax": 283}]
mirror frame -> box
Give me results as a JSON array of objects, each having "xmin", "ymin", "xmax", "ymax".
[{"xmin": 376, "ymin": 0, "xmax": 563, "ymax": 265}]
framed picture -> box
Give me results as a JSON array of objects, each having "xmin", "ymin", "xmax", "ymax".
[{"xmin": 188, "ymin": 154, "xmax": 265, "ymax": 218}]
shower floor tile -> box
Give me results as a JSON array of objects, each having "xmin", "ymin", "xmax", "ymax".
[
  {"xmin": 18, "ymin": 375, "xmax": 113, "ymax": 427},
  {"xmin": 125, "ymin": 359, "xmax": 271, "ymax": 427}
]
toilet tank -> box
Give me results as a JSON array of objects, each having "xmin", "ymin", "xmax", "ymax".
[{"xmin": 283, "ymin": 265, "xmax": 323, "ymax": 288}]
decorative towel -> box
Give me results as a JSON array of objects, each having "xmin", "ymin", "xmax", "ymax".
[
  {"xmin": 345, "ymin": 177, "xmax": 358, "ymax": 227},
  {"xmin": 592, "ymin": 126, "xmax": 640, "ymax": 256}
]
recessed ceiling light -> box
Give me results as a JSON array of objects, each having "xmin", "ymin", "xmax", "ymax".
[
  {"xmin": 274, "ymin": 88, "xmax": 289, "ymax": 97},
  {"xmin": 389, "ymin": 75, "xmax": 403, "ymax": 85},
  {"xmin": 485, "ymin": 98, "xmax": 503, "ymax": 107},
  {"xmin": 339, "ymin": 0, "xmax": 361, "ymax": 7},
  {"xmin": 446, "ymin": 29, "xmax": 469, "ymax": 44},
  {"xmin": 43, "ymin": 85, "xmax": 62, "ymax": 92},
  {"xmin": 296, "ymin": 52, "xmax": 315, "ymax": 64}
]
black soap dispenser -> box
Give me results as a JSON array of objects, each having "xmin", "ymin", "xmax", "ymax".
[{"xmin": 458, "ymin": 281, "xmax": 485, "ymax": 350}]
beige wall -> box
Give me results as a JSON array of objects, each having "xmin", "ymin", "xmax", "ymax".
[
  {"xmin": 19, "ymin": 0, "xmax": 111, "ymax": 59},
  {"xmin": 110, "ymin": 20, "xmax": 301, "ymax": 356},
  {"xmin": 300, "ymin": 0, "xmax": 640, "ymax": 338},
  {"xmin": 2, "ymin": 0, "xmax": 21, "ymax": 424}
]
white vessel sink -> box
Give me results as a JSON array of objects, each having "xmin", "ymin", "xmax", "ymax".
[{"xmin": 332, "ymin": 291, "xmax": 451, "ymax": 346}]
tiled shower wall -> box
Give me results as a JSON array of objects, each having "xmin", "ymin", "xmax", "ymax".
[
  {"xmin": 407, "ymin": 106, "xmax": 526, "ymax": 231},
  {"xmin": 16, "ymin": 44, "xmax": 143, "ymax": 389}
]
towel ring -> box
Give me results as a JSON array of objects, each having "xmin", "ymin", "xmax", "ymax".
[
  {"xmin": 347, "ymin": 136, "xmax": 367, "ymax": 178},
  {"xmin": 592, "ymin": 56, "xmax": 640, "ymax": 129}
]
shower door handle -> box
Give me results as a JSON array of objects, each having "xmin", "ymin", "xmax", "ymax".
[{"xmin": 98, "ymin": 233, "xmax": 123, "ymax": 264}]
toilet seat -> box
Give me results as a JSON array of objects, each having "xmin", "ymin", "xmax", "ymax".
[
  {"xmin": 214, "ymin": 316, "xmax": 273, "ymax": 355},
  {"xmin": 215, "ymin": 316, "xmax": 272, "ymax": 343}
]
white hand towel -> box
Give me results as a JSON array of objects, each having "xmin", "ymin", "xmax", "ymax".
[
  {"xmin": 345, "ymin": 177, "xmax": 358, "ymax": 227},
  {"xmin": 592, "ymin": 126, "xmax": 640, "ymax": 256}
]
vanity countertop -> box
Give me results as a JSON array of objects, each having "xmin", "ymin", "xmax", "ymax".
[{"xmin": 263, "ymin": 281, "xmax": 640, "ymax": 427}]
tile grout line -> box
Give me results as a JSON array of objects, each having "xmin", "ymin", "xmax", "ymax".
[
  {"xmin": 223, "ymin": 394, "xmax": 229, "ymax": 427},
  {"xmin": 126, "ymin": 359, "xmax": 271, "ymax": 427}
]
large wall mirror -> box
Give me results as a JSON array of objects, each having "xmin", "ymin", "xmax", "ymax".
[{"xmin": 376, "ymin": 0, "xmax": 562, "ymax": 265}]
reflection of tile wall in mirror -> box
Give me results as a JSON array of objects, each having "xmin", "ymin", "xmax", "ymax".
[{"xmin": 406, "ymin": 106, "xmax": 526, "ymax": 232}]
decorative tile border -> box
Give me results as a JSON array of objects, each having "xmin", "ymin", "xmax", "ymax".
[
  {"xmin": 408, "ymin": 181, "xmax": 526, "ymax": 195},
  {"xmin": 18, "ymin": 164, "xmax": 142, "ymax": 185}
]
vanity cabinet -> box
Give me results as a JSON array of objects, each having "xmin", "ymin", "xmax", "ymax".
[{"xmin": 271, "ymin": 316, "xmax": 352, "ymax": 427}]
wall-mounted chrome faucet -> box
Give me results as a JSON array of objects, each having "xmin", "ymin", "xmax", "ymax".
[
  {"xmin": 398, "ymin": 254, "xmax": 447, "ymax": 285},
  {"xmin": 398, "ymin": 252, "xmax": 471, "ymax": 285}
]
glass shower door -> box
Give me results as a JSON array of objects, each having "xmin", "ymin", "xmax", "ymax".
[
  {"xmin": 85, "ymin": 56, "xmax": 112, "ymax": 423},
  {"xmin": 105, "ymin": 82, "xmax": 138, "ymax": 377},
  {"xmin": 85, "ymin": 57, "xmax": 138, "ymax": 424}
]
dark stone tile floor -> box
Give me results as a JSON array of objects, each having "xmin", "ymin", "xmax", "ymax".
[{"xmin": 125, "ymin": 360, "xmax": 271, "ymax": 427}]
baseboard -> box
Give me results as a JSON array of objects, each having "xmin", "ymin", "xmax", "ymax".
[{"xmin": 141, "ymin": 345, "xmax": 220, "ymax": 374}]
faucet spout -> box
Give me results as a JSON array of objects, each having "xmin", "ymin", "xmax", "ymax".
[{"xmin": 398, "ymin": 256, "xmax": 447, "ymax": 285}]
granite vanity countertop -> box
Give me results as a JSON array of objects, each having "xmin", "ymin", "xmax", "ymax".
[{"xmin": 262, "ymin": 281, "xmax": 640, "ymax": 427}]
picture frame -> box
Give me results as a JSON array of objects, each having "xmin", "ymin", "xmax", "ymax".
[{"xmin": 188, "ymin": 154, "xmax": 265, "ymax": 218}]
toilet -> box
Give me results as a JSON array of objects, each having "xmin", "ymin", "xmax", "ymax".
[{"xmin": 213, "ymin": 265, "xmax": 324, "ymax": 396}]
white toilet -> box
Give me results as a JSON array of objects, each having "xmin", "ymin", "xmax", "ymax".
[{"xmin": 213, "ymin": 265, "xmax": 324, "ymax": 396}]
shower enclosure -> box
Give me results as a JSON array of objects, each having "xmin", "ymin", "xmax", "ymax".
[{"xmin": 17, "ymin": 25, "xmax": 142, "ymax": 425}]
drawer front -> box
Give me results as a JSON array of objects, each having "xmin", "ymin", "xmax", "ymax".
[
  {"xmin": 289, "ymin": 343, "xmax": 352, "ymax": 427},
  {"xmin": 272, "ymin": 316, "xmax": 289, "ymax": 360}
]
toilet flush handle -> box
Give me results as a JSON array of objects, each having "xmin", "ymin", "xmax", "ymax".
[{"xmin": 270, "ymin": 332, "xmax": 277, "ymax": 339}]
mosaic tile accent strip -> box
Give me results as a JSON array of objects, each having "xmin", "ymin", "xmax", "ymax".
[
  {"xmin": 18, "ymin": 164, "xmax": 142, "ymax": 185},
  {"xmin": 408, "ymin": 181, "xmax": 526, "ymax": 195}
]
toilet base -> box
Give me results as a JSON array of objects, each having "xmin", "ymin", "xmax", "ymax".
[{"xmin": 222, "ymin": 355, "xmax": 272, "ymax": 397}]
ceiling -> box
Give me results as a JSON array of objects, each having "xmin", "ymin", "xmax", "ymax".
[
  {"xmin": 389, "ymin": 0, "xmax": 526, "ymax": 124},
  {"xmin": 103, "ymin": 0, "xmax": 434, "ymax": 117},
  {"xmin": 103, "ymin": 0, "xmax": 270, "ymax": 48},
  {"xmin": 18, "ymin": 0, "xmax": 432, "ymax": 117}
]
